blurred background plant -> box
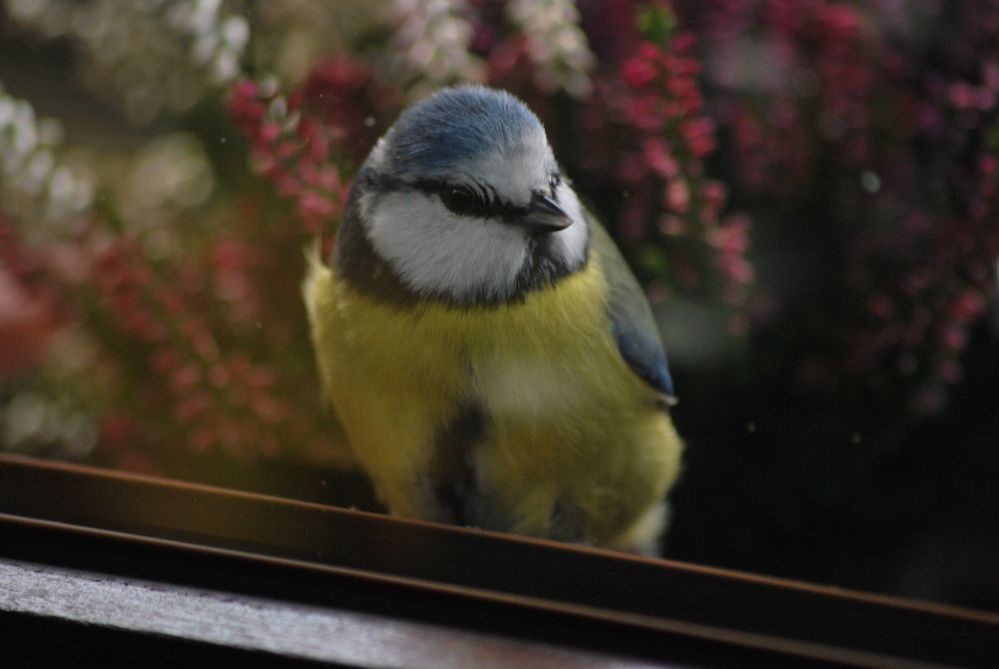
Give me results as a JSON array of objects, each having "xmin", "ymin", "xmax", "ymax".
[{"xmin": 1, "ymin": 0, "xmax": 997, "ymax": 608}]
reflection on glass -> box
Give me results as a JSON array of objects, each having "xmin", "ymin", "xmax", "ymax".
[{"xmin": 1, "ymin": 0, "xmax": 997, "ymax": 611}]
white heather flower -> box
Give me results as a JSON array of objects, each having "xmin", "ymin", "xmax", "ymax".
[
  {"xmin": 506, "ymin": 0, "xmax": 595, "ymax": 98},
  {"xmin": 121, "ymin": 132, "xmax": 217, "ymax": 236},
  {"xmin": 387, "ymin": 0, "xmax": 485, "ymax": 95},
  {"xmin": 4, "ymin": 0, "xmax": 250, "ymax": 124},
  {"xmin": 0, "ymin": 390, "xmax": 98, "ymax": 459},
  {"xmin": 0, "ymin": 83, "xmax": 95, "ymax": 234}
]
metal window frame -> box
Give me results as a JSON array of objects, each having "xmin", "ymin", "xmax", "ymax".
[{"xmin": 1, "ymin": 454, "xmax": 996, "ymax": 668}]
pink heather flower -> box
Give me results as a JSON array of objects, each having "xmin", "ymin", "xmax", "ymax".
[
  {"xmin": 297, "ymin": 192, "xmax": 337, "ymax": 227},
  {"xmin": 587, "ymin": 19, "xmax": 754, "ymax": 318},
  {"xmin": 981, "ymin": 154, "xmax": 997, "ymax": 175},
  {"xmin": 0, "ymin": 266, "xmax": 56, "ymax": 377},
  {"xmin": 819, "ymin": 4, "xmax": 862, "ymax": 42},
  {"xmin": 617, "ymin": 153, "xmax": 649, "ymax": 184},
  {"xmin": 669, "ymin": 79, "xmax": 703, "ymax": 115},
  {"xmin": 937, "ymin": 359, "xmax": 963, "ymax": 384},
  {"xmin": 173, "ymin": 392, "xmax": 212, "ymax": 423},
  {"xmin": 150, "ymin": 348, "xmax": 177, "ymax": 374},
  {"xmin": 953, "ymin": 290, "xmax": 985, "ymax": 320},
  {"xmin": 292, "ymin": 57, "xmax": 395, "ymax": 163},
  {"xmin": 723, "ymin": 255, "xmax": 755, "ymax": 286},
  {"xmin": 621, "ymin": 197, "xmax": 650, "ymax": 241},
  {"xmin": 643, "ymin": 138, "xmax": 679, "ymax": 177},
  {"xmin": 625, "ymin": 94, "xmax": 666, "ymax": 132},
  {"xmin": 171, "ymin": 359, "xmax": 201, "ymax": 388},
  {"xmin": 665, "ymin": 179, "xmax": 690, "ymax": 213},
  {"xmin": 867, "ymin": 293, "xmax": 895, "ymax": 319},
  {"xmin": 948, "ymin": 82, "xmax": 978, "ymax": 109},
  {"xmin": 673, "ymin": 56, "xmax": 702, "ymax": 78},
  {"xmin": 941, "ymin": 325, "xmax": 967, "ymax": 351},
  {"xmin": 713, "ymin": 215, "xmax": 751, "ymax": 254},
  {"xmin": 681, "ymin": 117, "xmax": 716, "ymax": 158},
  {"xmin": 259, "ymin": 122, "xmax": 282, "ymax": 144},
  {"xmin": 658, "ymin": 214, "xmax": 687, "ymax": 236},
  {"xmin": 671, "ymin": 33, "xmax": 697, "ymax": 55},
  {"xmin": 622, "ymin": 55, "xmax": 658, "ymax": 88},
  {"xmin": 637, "ymin": 42, "xmax": 663, "ymax": 63},
  {"xmin": 701, "ymin": 181, "xmax": 727, "ymax": 219},
  {"xmin": 230, "ymin": 70, "xmax": 361, "ymax": 236}
]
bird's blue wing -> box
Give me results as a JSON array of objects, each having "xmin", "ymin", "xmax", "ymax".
[{"xmin": 588, "ymin": 212, "xmax": 677, "ymax": 403}]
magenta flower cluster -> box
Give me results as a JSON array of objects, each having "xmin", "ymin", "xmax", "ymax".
[{"xmin": 680, "ymin": 0, "xmax": 999, "ymax": 413}]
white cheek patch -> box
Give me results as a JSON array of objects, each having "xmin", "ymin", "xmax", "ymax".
[
  {"xmin": 366, "ymin": 191, "xmax": 528, "ymax": 301},
  {"xmin": 550, "ymin": 183, "xmax": 589, "ymax": 268}
]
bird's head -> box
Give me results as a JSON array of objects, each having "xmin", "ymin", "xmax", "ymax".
[{"xmin": 347, "ymin": 85, "xmax": 589, "ymax": 305}]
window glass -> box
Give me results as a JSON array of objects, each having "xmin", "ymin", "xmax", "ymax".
[{"xmin": 1, "ymin": 0, "xmax": 996, "ymax": 613}]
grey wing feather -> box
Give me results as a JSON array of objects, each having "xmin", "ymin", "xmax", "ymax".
[{"xmin": 588, "ymin": 211, "xmax": 677, "ymax": 403}]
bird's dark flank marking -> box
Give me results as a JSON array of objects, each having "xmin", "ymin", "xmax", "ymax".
[
  {"xmin": 431, "ymin": 403, "xmax": 488, "ymax": 526},
  {"xmin": 549, "ymin": 497, "xmax": 584, "ymax": 541}
]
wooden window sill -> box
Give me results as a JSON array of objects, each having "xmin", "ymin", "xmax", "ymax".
[{"xmin": 1, "ymin": 454, "xmax": 996, "ymax": 667}]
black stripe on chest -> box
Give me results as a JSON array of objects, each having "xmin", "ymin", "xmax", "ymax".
[{"xmin": 431, "ymin": 403, "xmax": 489, "ymax": 527}]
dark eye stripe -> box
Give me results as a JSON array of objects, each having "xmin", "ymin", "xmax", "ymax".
[
  {"xmin": 471, "ymin": 178, "xmax": 494, "ymax": 205},
  {"xmin": 411, "ymin": 178, "xmax": 528, "ymax": 221}
]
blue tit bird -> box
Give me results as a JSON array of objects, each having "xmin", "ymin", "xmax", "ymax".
[{"xmin": 304, "ymin": 84, "xmax": 683, "ymax": 555}]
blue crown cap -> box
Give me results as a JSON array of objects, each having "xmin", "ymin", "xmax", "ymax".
[{"xmin": 381, "ymin": 85, "xmax": 542, "ymax": 174}]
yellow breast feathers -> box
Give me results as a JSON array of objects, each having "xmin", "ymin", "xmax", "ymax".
[{"xmin": 304, "ymin": 247, "xmax": 682, "ymax": 553}]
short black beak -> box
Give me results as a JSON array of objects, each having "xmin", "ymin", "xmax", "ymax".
[{"xmin": 521, "ymin": 193, "xmax": 572, "ymax": 235}]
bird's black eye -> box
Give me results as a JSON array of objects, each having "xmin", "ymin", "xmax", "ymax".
[{"xmin": 440, "ymin": 185, "xmax": 479, "ymax": 216}]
